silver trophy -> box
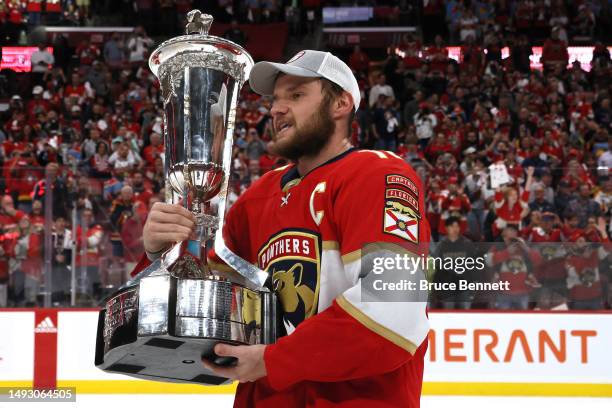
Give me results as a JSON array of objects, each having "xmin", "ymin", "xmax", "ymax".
[{"xmin": 94, "ymin": 11, "xmax": 277, "ymax": 385}]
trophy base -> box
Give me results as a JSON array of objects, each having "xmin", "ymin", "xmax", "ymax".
[
  {"xmin": 95, "ymin": 309, "xmax": 235, "ymax": 385},
  {"xmin": 94, "ymin": 252, "xmax": 278, "ymax": 386}
]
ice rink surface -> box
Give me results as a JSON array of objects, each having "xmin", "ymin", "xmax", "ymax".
[{"xmin": 1, "ymin": 394, "xmax": 611, "ymax": 408}]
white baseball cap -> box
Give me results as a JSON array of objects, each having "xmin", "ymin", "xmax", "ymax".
[{"xmin": 249, "ymin": 50, "xmax": 361, "ymax": 112}]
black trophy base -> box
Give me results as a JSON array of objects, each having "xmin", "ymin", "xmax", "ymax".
[
  {"xmin": 97, "ymin": 334, "xmax": 237, "ymax": 385},
  {"xmin": 95, "ymin": 310, "xmax": 238, "ymax": 385}
]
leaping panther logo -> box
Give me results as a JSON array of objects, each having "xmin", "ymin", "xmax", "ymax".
[{"xmin": 272, "ymin": 263, "xmax": 315, "ymax": 316}]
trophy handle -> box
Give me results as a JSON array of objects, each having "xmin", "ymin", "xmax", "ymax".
[{"xmin": 213, "ymin": 231, "xmax": 269, "ymax": 290}]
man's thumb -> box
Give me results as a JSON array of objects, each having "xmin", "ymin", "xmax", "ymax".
[{"xmin": 214, "ymin": 343, "xmax": 235, "ymax": 357}]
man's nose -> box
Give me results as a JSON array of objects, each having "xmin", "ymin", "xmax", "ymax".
[{"xmin": 270, "ymin": 101, "xmax": 289, "ymax": 117}]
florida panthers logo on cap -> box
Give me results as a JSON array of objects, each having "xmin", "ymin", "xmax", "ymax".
[
  {"xmin": 287, "ymin": 51, "xmax": 306, "ymax": 64},
  {"xmin": 258, "ymin": 230, "xmax": 321, "ymax": 333}
]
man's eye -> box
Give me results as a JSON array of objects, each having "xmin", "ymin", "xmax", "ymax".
[{"xmin": 292, "ymin": 93, "xmax": 303, "ymax": 100}]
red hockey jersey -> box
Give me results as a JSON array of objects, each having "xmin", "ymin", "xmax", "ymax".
[
  {"xmin": 219, "ymin": 148, "xmax": 431, "ymax": 407},
  {"xmin": 132, "ymin": 148, "xmax": 431, "ymax": 407}
]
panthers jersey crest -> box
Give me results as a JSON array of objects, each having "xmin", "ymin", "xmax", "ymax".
[{"xmin": 258, "ymin": 230, "xmax": 321, "ymax": 333}]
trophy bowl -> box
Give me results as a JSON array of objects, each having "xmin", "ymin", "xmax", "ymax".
[{"xmin": 94, "ymin": 11, "xmax": 277, "ymax": 385}]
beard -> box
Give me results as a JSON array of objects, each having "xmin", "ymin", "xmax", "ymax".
[{"xmin": 269, "ymin": 99, "xmax": 335, "ymax": 161}]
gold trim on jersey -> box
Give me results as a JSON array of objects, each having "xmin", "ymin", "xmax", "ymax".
[
  {"xmin": 282, "ymin": 178, "xmax": 301, "ymax": 192},
  {"xmin": 322, "ymin": 241, "xmax": 339, "ymax": 250},
  {"xmin": 274, "ymin": 164, "xmax": 292, "ymax": 172},
  {"xmin": 341, "ymin": 249, "xmax": 361, "ymax": 264},
  {"xmin": 336, "ymin": 295, "xmax": 418, "ymax": 354}
]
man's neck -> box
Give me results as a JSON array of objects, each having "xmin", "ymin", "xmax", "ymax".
[{"xmin": 296, "ymin": 137, "xmax": 353, "ymax": 176}]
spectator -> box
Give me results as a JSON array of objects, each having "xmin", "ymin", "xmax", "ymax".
[
  {"xmin": 75, "ymin": 208, "xmax": 103, "ymax": 297},
  {"xmin": 458, "ymin": 7, "xmax": 479, "ymax": 43},
  {"xmin": 76, "ymin": 39, "xmax": 100, "ymax": 68},
  {"xmin": 488, "ymin": 226, "xmax": 542, "ymax": 310},
  {"xmin": 0, "ymin": 195, "xmax": 25, "ymax": 234},
  {"xmin": 541, "ymin": 26, "xmax": 568, "ymax": 73},
  {"xmin": 90, "ymin": 141, "xmax": 112, "ymax": 179},
  {"xmin": 50, "ymin": 216, "xmax": 72, "ymax": 305},
  {"xmin": 25, "ymin": 0, "xmax": 42, "ymax": 26},
  {"xmin": 142, "ymin": 132, "xmax": 164, "ymax": 167},
  {"xmin": 566, "ymin": 184, "xmax": 603, "ymax": 228},
  {"xmin": 595, "ymin": 177, "xmax": 612, "ymax": 216},
  {"xmin": 81, "ymin": 127, "xmax": 101, "ymax": 161},
  {"xmin": 573, "ymin": 4, "xmax": 596, "ymax": 38},
  {"xmin": 121, "ymin": 201, "xmax": 146, "ymax": 282},
  {"xmin": 31, "ymin": 163, "xmax": 71, "ymax": 219},
  {"xmin": 414, "ymin": 103, "xmax": 437, "ymax": 150},
  {"xmin": 103, "ymin": 33, "xmax": 126, "ymax": 69},
  {"xmin": 529, "ymin": 184, "xmax": 556, "ymax": 213},
  {"xmin": 368, "ymin": 74, "xmax": 395, "ymax": 108},
  {"xmin": 549, "ymin": 9, "xmax": 569, "ymax": 41},
  {"xmin": 432, "ymin": 216, "xmax": 477, "ymax": 309},
  {"xmin": 402, "ymin": 90, "xmax": 424, "ymax": 126},
  {"xmin": 510, "ymin": 35, "xmax": 533, "ymax": 74},
  {"xmin": 45, "ymin": 0, "xmax": 62, "ymax": 24},
  {"xmin": 131, "ymin": 170, "xmax": 153, "ymax": 209},
  {"xmin": 30, "ymin": 43, "xmax": 54, "ymax": 86},
  {"xmin": 0, "ymin": 229, "xmax": 11, "ymax": 307},
  {"xmin": 61, "ymin": 2, "xmax": 80, "ymax": 25},
  {"xmin": 12, "ymin": 216, "xmax": 42, "ymax": 306},
  {"xmin": 109, "ymin": 142, "xmax": 141, "ymax": 173},
  {"xmin": 372, "ymin": 96, "xmax": 400, "ymax": 151},
  {"xmin": 492, "ymin": 167, "xmax": 534, "ymax": 237},
  {"xmin": 245, "ymin": 128, "xmax": 266, "ymax": 172},
  {"xmin": 85, "ymin": 61, "xmax": 110, "ymax": 100},
  {"xmin": 29, "ymin": 200, "xmax": 44, "ymax": 233},
  {"xmin": 566, "ymin": 232, "xmax": 607, "ymax": 310},
  {"xmin": 126, "ymin": 26, "xmax": 153, "ymax": 64},
  {"xmin": 438, "ymin": 176, "xmax": 471, "ymax": 237},
  {"xmin": 598, "ymin": 136, "xmax": 612, "ymax": 171},
  {"xmin": 426, "ymin": 35, "xmax": 449, "ymax": 75},
  {"xmin": 109, "ymin": 185, "xmax": 134, "ymax": 276}
]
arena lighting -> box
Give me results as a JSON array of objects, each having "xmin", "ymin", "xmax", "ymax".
[
  {"xmin": 0, "ymin": 47, "xmax": 54, "ymax": 73},
  {"xmin": 394, "ymin": 46, "xmax": 612, "ymax": 72}
]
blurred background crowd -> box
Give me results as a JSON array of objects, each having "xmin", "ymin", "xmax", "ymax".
[{"xmin": 0, "ymin": 0, "xmax": 611, "ymax": 311}]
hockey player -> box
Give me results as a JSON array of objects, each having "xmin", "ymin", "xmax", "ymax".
[{"xmin": 136, "ymin": 50, "xmax": 431, "ymax": 407}]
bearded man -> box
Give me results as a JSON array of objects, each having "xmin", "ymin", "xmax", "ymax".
[{"xmin": 135, "ymin": 50, "xmax": 431, "ymax": 407}]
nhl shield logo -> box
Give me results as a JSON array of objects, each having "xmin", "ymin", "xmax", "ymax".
[{"xmin": 258, "ymin": 230, "xmax": 321, "ymax": 333}]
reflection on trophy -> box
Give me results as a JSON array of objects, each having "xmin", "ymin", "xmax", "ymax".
[{"xmin": 94, "ymin": 11, "xmax": 277, "ymax": 385}]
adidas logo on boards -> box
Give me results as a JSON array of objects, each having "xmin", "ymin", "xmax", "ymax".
[{"xmin": 34, "ymin": 316, "xmax": 58, "ymax": 333}]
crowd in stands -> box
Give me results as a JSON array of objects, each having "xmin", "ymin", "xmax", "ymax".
[
  {"xmin": 1, "ymin": 1, "xmax": 610, "ymax": 44},
  {"xmin": 0, "ymin": 1, "xmax": 611, "ymax": 311},
  {"xmin": 0, "ymin": 0, "xmax": 311, "ymax": 42}
]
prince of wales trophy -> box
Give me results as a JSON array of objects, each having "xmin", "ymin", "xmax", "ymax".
[{"xmin": 94, "ymin": 11, "xmax": 277, "ymax": 385}]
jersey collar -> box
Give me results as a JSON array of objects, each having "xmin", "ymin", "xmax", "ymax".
[{"xmin": 280, "ymin": 147, "xmax": 357, "ymax": 191}]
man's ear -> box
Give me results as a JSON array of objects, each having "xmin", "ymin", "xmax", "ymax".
[{"xmin": 331, "ymin": 91, "xmax": 353, "ymax": 120}]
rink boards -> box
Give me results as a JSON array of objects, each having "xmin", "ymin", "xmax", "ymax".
[{"xmin": 1, "ymin": 308, "xmax": 611, "ymax": 397}]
